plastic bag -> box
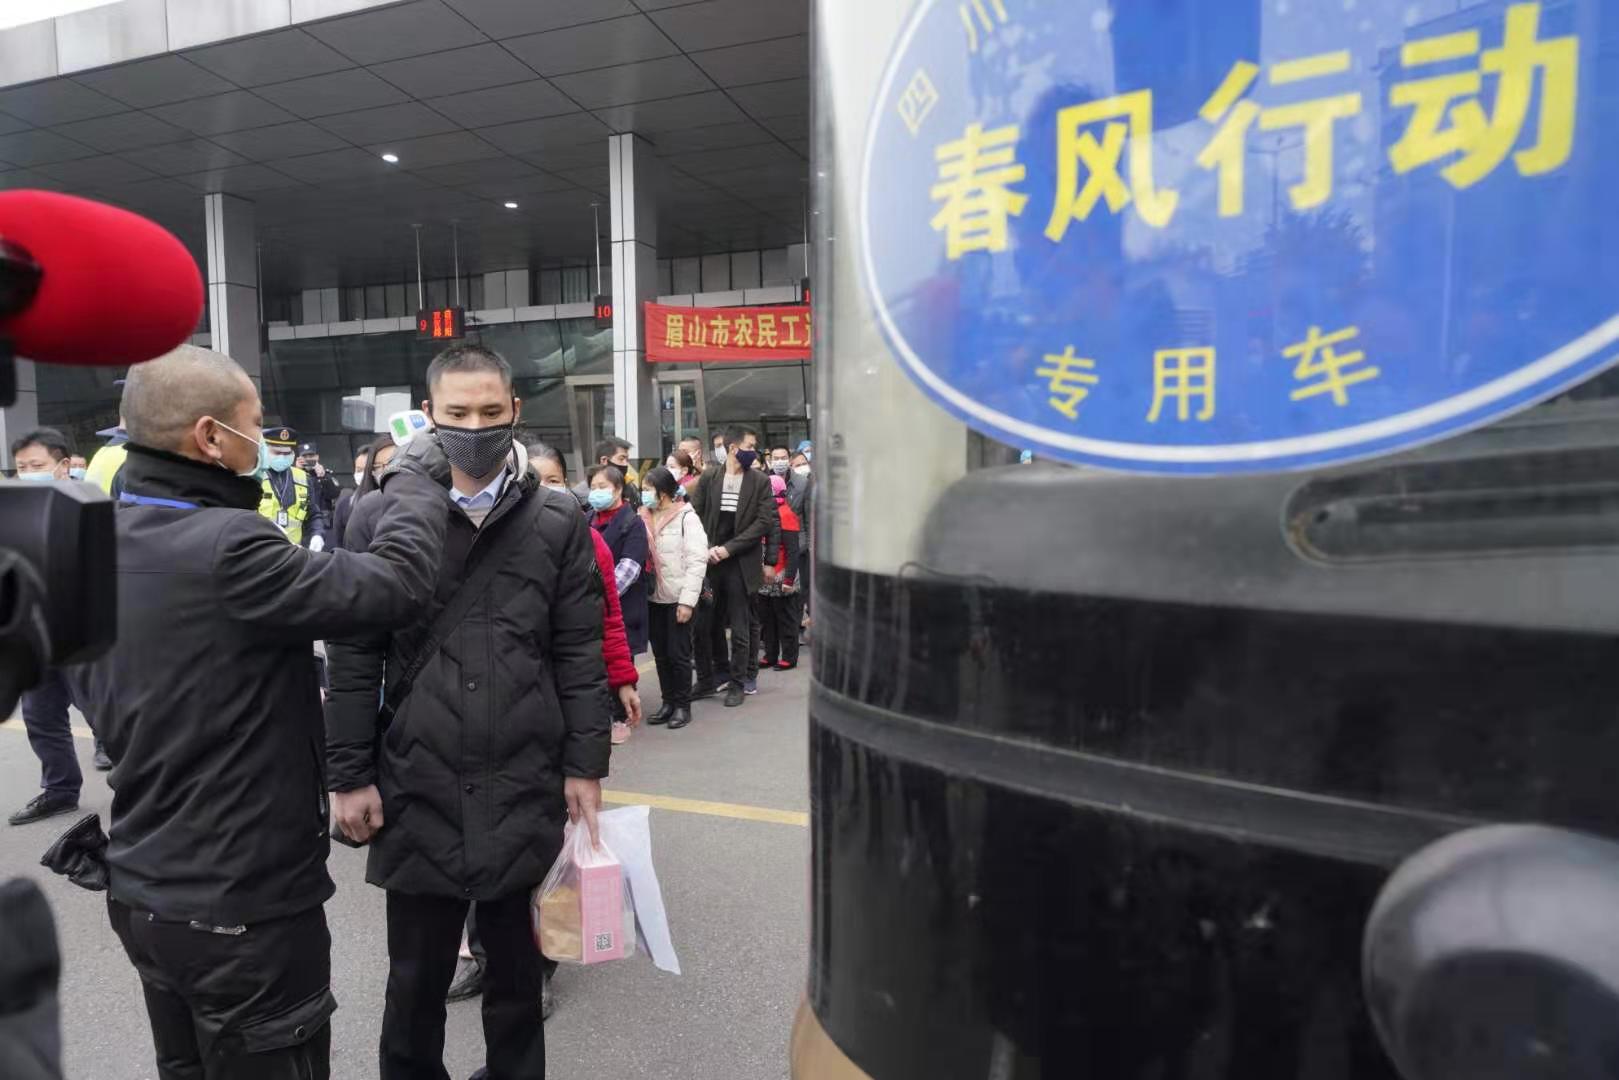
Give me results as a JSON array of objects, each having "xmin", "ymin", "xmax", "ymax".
[
  {"xmin": 597, "ymin": 804, "xmax": 680, "ymax": 975},
  {"xmin": 532, "ymin": 822, "xmax": 636, "ymax": 965},
  {"xmin": 530, "ymin": 806, "xmax": 681, "ymax": 974}
]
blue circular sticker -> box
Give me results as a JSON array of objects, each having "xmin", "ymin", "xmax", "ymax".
[{"xmin": 860, "ymin": 0, "xmax": 1619, "ymax": 474}]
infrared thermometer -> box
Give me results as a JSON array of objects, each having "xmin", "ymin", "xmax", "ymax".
[{"xmin": 388, "ymin": 410, "xmax": 431, "ymax": 447}]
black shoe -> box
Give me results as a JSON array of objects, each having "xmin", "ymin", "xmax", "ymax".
[
  {"xmin": 93, "ymin": 742, "xmax": 111, "ymax": 771},
  {"xmin": 667, "ymin": 706, "xmax": 693, "ymax": 730},
  {"xmin": 723, "ymin": 684, "xmax": 745, "ymax": 708},
  {"xmin": 690, "ymin": 681, "xmax": 718, "ymax": 700},
  {"xmin": 9, "ymin": 792, "xmax": 78, "ymax": 827},
  {"xmin": 541, "ymin": 972, "xmax": 556, "ymax": 1019},
  {"xmin": 446, "ymin": 956, "xmax": 484, "ymax": 1002},
  {"xmin": 648, "ymin": 702, "xmax": 675, "ymax": 726}
]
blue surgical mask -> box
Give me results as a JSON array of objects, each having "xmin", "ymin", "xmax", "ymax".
[
  {"xmin": 17, "ymin": 470, "xmax": 54, "ymax": 484},
  {"xmin": 267, "ymin": 452, "xmax": 294, "ymax": 473},
  {"xmin": 587, "ymin": 488, "xmax": 617, "ymax": 511},
  {"xmin": 215, "ymin": 421, "xmax": 270, "ymax": 481},
  {"xmin": 641, "ymin": 489, "xmax": 658, "ymax": 509},
  {"xmin": 68, "ymin": 467, "xmax": 86, "ymax": 481}
]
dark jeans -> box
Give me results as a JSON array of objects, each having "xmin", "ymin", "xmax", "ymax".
[
  {"xmin": 108, "ymin": 897, "xmax": 333, "ymax": 1080},
  {"xmin": 382, "ymin": 890, "xmax": 544, "ymax": 1080},
  {"xmin": 692, "ymin": 590, "xmax": 719, "ymax": 689},
  {"xmin": 757, "ymin": 590, "xmax": 804, "ymax": 667},
  {"xmin": 648, "ymin": 601, "xmax": 694, "ymax": 708},
  {"xmin": 21, "ymin": 667, "xmax": 80, "ymax": 799},
  {"xmin": 708, "ymin": 559, "xmax": 755, "ymax": 687}
]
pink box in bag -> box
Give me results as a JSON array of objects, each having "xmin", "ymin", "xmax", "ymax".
[{"xmin": 578, "ymin": 855, "xmax": 626, "ymax": 964}]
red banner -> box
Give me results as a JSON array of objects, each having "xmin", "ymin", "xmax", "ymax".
[{"xmin": 644, "ymin": 302, "xmax": 812, "ymax": 363}]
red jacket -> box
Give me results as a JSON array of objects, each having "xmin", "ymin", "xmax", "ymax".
[
  {"xmin": 591, "ymin": 528, "xmax": 638, "ymax": 689},
  {"xmin": 771, "ymin": 496, "xmax": 802, "ymax": 578}
]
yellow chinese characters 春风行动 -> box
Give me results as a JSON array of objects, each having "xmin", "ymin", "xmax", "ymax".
[
  {"xmin": 929, "ymin": 121, "xmax": 1029, "ymax": 260},
  {"xmin": 1388, "ymin": 1, "xmax": 1576, "ymax": 189}
]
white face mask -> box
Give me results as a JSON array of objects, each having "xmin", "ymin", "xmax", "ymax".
[
  {"xmin": 666, "ymin": 463, "xmax": 686, "ymax": 480},
  {"xmin": 544, "ymin": 482, "xmax": 569, "ymax": 493},
  {"xmin": 353, "ymin": 471, "xmax": 365, "ymax": 486},
  {"xmin": 793, "ymin": 464, "xmax": 811, "ymax": 477}
]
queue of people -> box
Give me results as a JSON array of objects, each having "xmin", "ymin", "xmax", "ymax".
[{"xmin": 11, "ymin": 336, "xmax": 812, "ymax": 1079}]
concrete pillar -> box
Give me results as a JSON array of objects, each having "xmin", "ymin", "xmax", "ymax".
[
  {"xmin": 608, "ymin": 133, "xmax": 660, "ymax": 456},
  {"xmin": 204, "ymin": 192, "xmax": 260, "ymax": 379},
  {"xmin": 0, "ymin": 358, "xmax": 39, "ymax": 471}
]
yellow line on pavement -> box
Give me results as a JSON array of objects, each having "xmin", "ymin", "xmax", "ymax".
[
  {"xmin": 1, "ymin": 720, "xmax": 809, "ymax": 829},
  {"xmin": 603, "ymin": 789, "xmax": 809, "ymax": 828}
]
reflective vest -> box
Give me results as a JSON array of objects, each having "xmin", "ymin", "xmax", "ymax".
[
  {"xmin": 259, "ymin": 466, "xmax": 311, "ymax": 545},
  {"xmin": 84, "ymin": 443, "xmax": 127, "ymax": 496}
]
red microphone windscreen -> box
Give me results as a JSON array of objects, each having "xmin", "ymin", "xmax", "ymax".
[{"xmin": 0, "ymin": 190, "xmax": 205, "ymax": 367}]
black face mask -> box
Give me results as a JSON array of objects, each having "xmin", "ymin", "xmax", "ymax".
[
  {"xmin": 733, "ymin": 449, "xmax": 758, "ymax": 471},
  {"xmin": 433, "ymin": 416, "xmax": 514, "ymax": 478}
]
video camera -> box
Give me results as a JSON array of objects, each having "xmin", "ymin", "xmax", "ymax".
[{"xmin": 0, "ymin": 190, "xmax": 205, "ymax": 716}]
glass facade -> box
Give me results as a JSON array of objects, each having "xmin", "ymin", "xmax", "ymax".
[
  {"xmin": 259, "ymin": 317, "xmax": 611, "ymax": 470},
  {"xmin": 32, "ymin": 316, "xmax": 812, "ymax": 477}
]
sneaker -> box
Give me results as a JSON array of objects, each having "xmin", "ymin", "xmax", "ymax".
[
  {"xmin": 723, "ymin": 684, "xmax": 745, "ymax": 708},
  {"xmin": 93, "ymin": 741, "xmax": 111, "ymax": 771},
  {"xmin": 446, "ymin": 957, "xmax": 484, "ymax": 1003},
  {"xmin": 611, "ymin": 720, "xmax": 631, "ymax": 745},
  {"xmin": 742, "ymin": 677, "xmax": 758, "ymax": 695},
  {"xmin": 776, "ymin": 661, "xmax": 796, "ymax": 671},
  {"xmin": 8, "ymin": 791, "xmax": 78, "ymax": 827}
]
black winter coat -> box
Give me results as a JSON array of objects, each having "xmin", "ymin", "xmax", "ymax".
[
  {"xmin": 689, "ymin": 465, "xmax": 779, "ymax": 593},
  {"xmin": 69, "ymin": 445, "xmax": 449, "ymax": 925},
  {"xmin": 593, "ymin": 500, "xmax": 649, "ymax": 654},
  {"xmin": 326, "ymin": 472, "xmax": 611, "ymax": 900}
]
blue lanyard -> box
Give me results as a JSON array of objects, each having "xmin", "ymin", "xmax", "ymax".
[{"xmin": 119, "ymin": 492, "xmax": 199, "ymax": 510}]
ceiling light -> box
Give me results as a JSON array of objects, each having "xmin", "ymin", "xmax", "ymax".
[
  {"xmin": 503, "ymin": 201, "xmax": 519, "ymax": 209},
  {"xmin": 381, "ymin": 152, "xmax": 399, "ymax": 163}
]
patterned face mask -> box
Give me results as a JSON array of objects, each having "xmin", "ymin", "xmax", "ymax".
[{"xmin": 432, "ymin": 415, "xmax": 515, "ymax": 478}]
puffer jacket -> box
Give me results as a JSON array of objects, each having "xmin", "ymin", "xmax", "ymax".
[
  {"xmin": 648, "ymin": 501, "xmax": 709, "ymax": 608},
  {"xmin": 326, "ymin": 472, "xmax": 611, "ymax": 900}
]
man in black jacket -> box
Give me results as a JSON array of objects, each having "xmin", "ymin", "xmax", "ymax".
[
  {"xmin": 326, "ymin": 344, "xmax": 609, "ymax": 1080},
  {"xmin": 69, "ymin": 344, "xmax": 452, "ymax": 1080},
  {"xmin": 689, "ymin": 424, "xmax": 779, "ymax": 707}
]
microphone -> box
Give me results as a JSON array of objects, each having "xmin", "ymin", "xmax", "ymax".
[{"xmin": 0, "ymin": 189, "xmax": 204, "ymax": 370}]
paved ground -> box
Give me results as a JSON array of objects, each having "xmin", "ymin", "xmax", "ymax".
[{"xmin": 0, "ymin": 662, "xmax": 810, "ymax": 1080}]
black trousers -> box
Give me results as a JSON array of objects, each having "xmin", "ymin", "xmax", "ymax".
[
  {"xmin": 692, "ymin": 589, "xmax": 721, "ymax": 690},
  {"xmin": 465, "ymin": 907, "xmax": 557, "ymax": 980},
  {"xmin": 708, "ymin": 558, "xmax": 755, "ymax": 687},
  {"xmin": 21, "ymin": 666, "xmax": 80, "ymax": 798},
  {"xmin": 758, "ymin": 591, "xmax": 804, "ymax": 667},
  {"xmin": 381, "ymin": 890, "xmax": 544, "ymax": 1080},
  {"xmin": 108, "ymin": 897, "xmax": 333, "ymax": 1080},
  {"xmin": 647, "ymin": 601, "xmax": 694, "ymax": 707},
  {"xmin": 746, "ymin": 595, "xmax": 762, "ymax": 679}
]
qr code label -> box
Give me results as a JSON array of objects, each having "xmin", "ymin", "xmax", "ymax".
[{"xmin": 594, "ymin": 932, "xmax": 613, "ymax": 953}]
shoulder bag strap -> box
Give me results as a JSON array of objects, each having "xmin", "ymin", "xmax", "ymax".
[{"xmin": 380, "ymin": 501, "xmax": 529, "ymax": 720}]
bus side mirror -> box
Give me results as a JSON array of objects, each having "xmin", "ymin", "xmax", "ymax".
[{"xmin": 1364, "ymin": 825, "xmax": 1619, "ymax": 1080}]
